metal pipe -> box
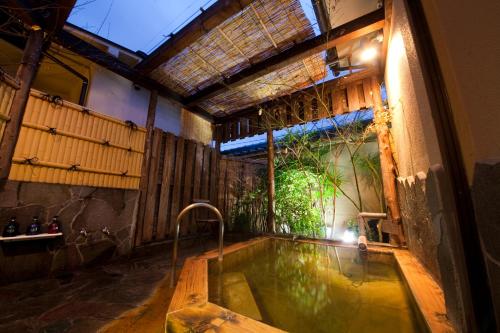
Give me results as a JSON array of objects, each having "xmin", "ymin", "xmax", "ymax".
[{"xmin": 170, "ymin": 202, "xmax": 224, "ymax": 288}]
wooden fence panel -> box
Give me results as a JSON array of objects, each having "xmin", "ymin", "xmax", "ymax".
[
  {"xmin": 181, "ymin": 140, "xmax": 196, "ymax": 235},
  {"xmin": 136, "ymin": 131, "xmax": 265, "ymax": 245},
  {"xmin": 157, "ymin": 133, "xmax": 176, "ymax": 239},
  {"xmin": 142, "ymin": 128, "xmax": 162, "ymax": 242},
  {"xmin": 169, "ymin": 137, "xmax": 185, "ymax": 235},
  {"xmin": 9, "ymin": 89, "xmax": 145, "ymax": 189}
]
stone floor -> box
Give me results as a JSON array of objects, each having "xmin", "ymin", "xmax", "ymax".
[{"xmin": 0, "ymin": 239, "xmax": 226, "ymax": 333}]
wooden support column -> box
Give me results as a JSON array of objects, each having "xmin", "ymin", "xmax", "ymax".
[
  {"xmin": 371, "ymin": 76, "xmax": 404, "ymax": 245},
  {"xmin": 0, "ymin": 27, "xmax": 44, "ymax": 183},
  {"xmin": 134, "ymin": 89, "xmax": 158, "ymax": 246},
  {"xmin": 266, "ymin": 128, "xmax": 276, "ymax": 233}
]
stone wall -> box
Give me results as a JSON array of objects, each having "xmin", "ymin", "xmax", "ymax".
[
  {"xmin": 472, "ymin": 162, "xmax": 500, "ymax": 325},
  {"xmin": 397, "ymin": 165, "xmax": 467, "ymax": 331},
  {"xmin": 0, "ymin": 181, "xmax": 138, "ymax": 284}
]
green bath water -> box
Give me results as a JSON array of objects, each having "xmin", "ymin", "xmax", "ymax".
[{"xmin": 208, "ymin": 239, "xmax": 428, "ymax": 333}]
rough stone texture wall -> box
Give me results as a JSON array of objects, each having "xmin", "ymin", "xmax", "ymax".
[
  {"xmin": 472, "ymin": 162, "xmax": 500, "ymax": 325},
  {"xmin": 397, "ymin": 172, "xmax": 441, "ymax": 282},
  {"xmin": 398, "ymin": 165, "xmax": 466, "ymax": 331},
  {"xmin": 0, "ymin": 181, "xmax": 138, "ymax": 284}
]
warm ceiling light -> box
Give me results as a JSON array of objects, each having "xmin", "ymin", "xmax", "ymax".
[{"xmin": 361, "ymin": 47, "xmax": 377, "ymax": 62}]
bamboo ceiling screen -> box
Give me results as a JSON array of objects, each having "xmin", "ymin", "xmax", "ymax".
[{"xmin": 8, "ymin": 89, "xmax": 146, "ymax": 189}]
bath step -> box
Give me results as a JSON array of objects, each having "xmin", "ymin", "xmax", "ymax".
[{"xmin": 222, "ymin": 272, "xmax": 262, "ymax": 321}]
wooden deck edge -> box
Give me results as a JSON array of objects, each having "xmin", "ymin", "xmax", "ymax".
[
  {"xmin": 167, "ymin": 257, "xmax": 208, "ymax": 313},
  {"xmin": 394, "ymin": 250, "xmax": 455, "ymax": 332},
  {"xmin": 166, "ymin": 302, "xmax": 285, "ymax": 333}
]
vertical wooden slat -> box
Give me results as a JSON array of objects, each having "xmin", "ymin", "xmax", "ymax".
[
  {"xmin": 209, "ymin": 148, "xmax": 218, "ymax": 207},
  {"xmin": 181, "ymin": 140, "xmax": 196, "ymax": 235},
  {"xmin": 357, "ymin": 82, "xmax": 366, "ymax": 108},
  {"xmin": 157, "ymin": 132, "xmax": 176, "ymax": 239},
  {"xmin": 192, "ymin": 143, "xmax": 204, "ymax": 200},
  {"xmin": 332, "ymin": 88, "xmax": 344, "ymax": 115},
  {"xmin": 201, "ymin": 146, "xmax": 211, "ymax": 200},
  {"xmin": 267, "ymin": 128, "xmax": 275, "ymax": 233},
  {"xmin": 347, "ymin": 83, "xmax": 360, "ymax": 111},
  {"xmin": 231, "ymin": 120, "xmax": 238, "ymax": 140},
  {"xmin": 218, "ymin": 158, "xmax": 228, "ymax": 220},
  {"xmin": 304, "ymin": 96, "xmax": 312, "ymax": 122},
  {"xmin": 170, "ymin": 136, "xmax": 185, "ymax": 235},
  {"xmin": 240, "ymin": 118, "xmax": 248, "ymax": 138},
  {"xmin": 363, "ymin": 78, "xmax": 374, "ymax": 108},
  {"xmin": 142, "ymin": 128, "xmax": 162, "ymax": 242},
  {"xmin": 248, "ymin": 115, "xmax": 257, "ymax": 136}
]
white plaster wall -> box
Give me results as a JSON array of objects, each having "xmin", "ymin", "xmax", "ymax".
[
  {"xmin": 384, "ymin": 0, "xmax": 442, "ymax": 178},
  {"xmin": 323, "ymin": 141, "xmax": 382, "ymax": 240},
  {"xmin": 421, "ymin": 0, "xmax": 500, "ymax": 182},
  {"xmin": 155, "ymin": 96, "xmax": 181, "ymax": 136},
  {"xmin": 86, "ymin": 64, "xmax": 187, "ymax": 137},
  {"xmin": 86, "ymin": 64, "xmax": 150, "ymax": 126}
]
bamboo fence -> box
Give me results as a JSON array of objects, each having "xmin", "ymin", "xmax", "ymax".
[
  {"xmin": 8, "ymin": 89, "xmax": 146, "ymax": 189},
  {"xmin": 0, "ymin": 73, "xmax": 19, "ymax": 141}
]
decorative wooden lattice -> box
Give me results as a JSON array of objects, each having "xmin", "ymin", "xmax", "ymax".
[{"xmin": 220, "ymin": 74, "xmax": 376, "ymax": 143}]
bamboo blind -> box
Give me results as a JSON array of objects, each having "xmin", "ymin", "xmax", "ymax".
[
  {"xmin": 0, "ymin": 76, "xmax": 18, "ymax": 141},
  {"xmin": 8, "ymin": 89, "xmax": 146, "ymax": 189}
]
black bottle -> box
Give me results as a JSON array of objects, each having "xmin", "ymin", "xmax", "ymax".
[
  {"xmin": 3, "ymin": 217, "xmax": 19, "ymax": 237},
  {"xmin": 26, "ymin": 216, "xmax": 42, "ymax": 235}
]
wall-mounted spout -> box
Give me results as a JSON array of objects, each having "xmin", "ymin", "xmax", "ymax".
[
  {"xmin": 101, "ymin": 226, "xmax": 110, "ymax": 236},
  {"xmin": 170, "ymin": 202, "xmax": 224, "ymax": 288},
  {"xmin": 80, "ymin": 228, "xmax": 90, "ymax": 237}
]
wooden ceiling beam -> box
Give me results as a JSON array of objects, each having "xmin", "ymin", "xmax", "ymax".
[
  {"xmin": 4, "ymin": 0, "xmax": 76, "ymax": 33},
  {"xmin": 135, "ymin": 0, "xmax": 255, "ymax": 74},
  {"xmin": 185, "ymin": 8, "xmax": 385, "ymax": 107}
]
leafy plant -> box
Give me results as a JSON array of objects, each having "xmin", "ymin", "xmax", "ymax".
[{"xmin": 274, "ymin": 167, "xmax": 324, "ymax": 237}]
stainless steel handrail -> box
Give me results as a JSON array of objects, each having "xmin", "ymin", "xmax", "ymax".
[{"xmin": 170, "ymin": 202, "xmax": 224, "ymax": 287}]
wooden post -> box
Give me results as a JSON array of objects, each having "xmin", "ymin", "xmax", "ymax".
[
  {"xmin": 134, "ymin": 89, "xmax": 158, "ymax": 246},
  {"xmin": 371, "ymin": 76, "xmax": 404, "ymax": 245},
  {"xmin": 266, "ymin": 128, "xmax": 276, "ymax": 233},
  {"xmin": 0, "ymin": 27, "xmax": 44, "ymax": 183}
]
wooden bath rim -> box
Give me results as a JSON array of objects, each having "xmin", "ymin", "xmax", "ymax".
[{"xmin": 165, "ymin": 236, "xmax": 454, "ymax": 332}]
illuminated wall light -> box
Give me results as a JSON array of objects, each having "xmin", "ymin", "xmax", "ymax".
[
  {"xmin": 360, "ymin": 47, "xmax": 377, "ymax": 62},
  {"xmin": 342, "ymin": 230, "xmax": 356, "ymax": 243}
]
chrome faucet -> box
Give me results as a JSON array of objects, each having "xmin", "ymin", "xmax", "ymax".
[{"xmin": 170, "ymin": 202, "xmax": 224, "ymax": 287}]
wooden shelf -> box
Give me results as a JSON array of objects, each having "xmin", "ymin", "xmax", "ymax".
[{"xmin": 0, "ymin": 233, "xmax": 63, "ymax": 242}]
